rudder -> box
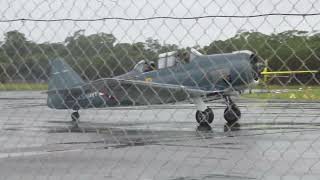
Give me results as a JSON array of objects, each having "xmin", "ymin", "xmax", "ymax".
[
  {"xmin": 48, "ymin": 58, "xmax": 85, "ymax": 90},
  {"xmin": 47, "ymin": 58, "xmax": 85, "ymax": 109}
]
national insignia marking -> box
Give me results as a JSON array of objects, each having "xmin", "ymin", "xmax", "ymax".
[{"xmin": 145, "ymin": 77, "xmax": 152, "ymax": 82}]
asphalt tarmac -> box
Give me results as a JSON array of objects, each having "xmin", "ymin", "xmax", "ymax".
[{"xmin": 0, "ymin": 91, "xmax": 320, "ymax": 180}]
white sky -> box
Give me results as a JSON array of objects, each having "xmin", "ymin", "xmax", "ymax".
[{"xmin": 0, "ymin": 0, "xmax": 320, "ymax": 47}]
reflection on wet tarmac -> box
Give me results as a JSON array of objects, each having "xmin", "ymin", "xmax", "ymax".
[
  {"xmin": 196, "ymin": 123, "xmax": 212, "ymax": 132},
  {"xmin": 224, "ymin": 122, "xmax": 241, "ymax": 132},
  {"xmin": 171, "ymin": 173, "xmax": 256, "ymax": 180},
  {"xmin": 19, "ymin": 118, "xmax": 318, "ymax": 153}
]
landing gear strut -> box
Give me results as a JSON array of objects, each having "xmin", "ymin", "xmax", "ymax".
[{"xmin": 223, "ymin": 96, "xmax": 241, "ymax": 124}]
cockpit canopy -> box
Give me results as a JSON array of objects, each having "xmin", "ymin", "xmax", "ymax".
[
  {"xmin": 132, "ymin": 48, "xmax": 203, "ymax": 73},
  {"xmin": 133, "ymin": 60, "xmax": 146, "ymax": 73},
  {"xmin": 132, "ymin": 60, "xmax": 156, "ymax": 73}
]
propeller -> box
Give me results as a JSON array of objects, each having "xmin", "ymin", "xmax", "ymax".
[{"xmin": 250, "ymin": 54, "xmax": 265, "ymax": 83}]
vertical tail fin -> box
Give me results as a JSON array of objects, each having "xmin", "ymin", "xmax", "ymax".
[
  {"xmin": 48, "ymin": 58, "xmax": 85, "ymax": 90},
  {"xmin": 47, "ymin": 58, "xmax": 85, "ymax": 109}
]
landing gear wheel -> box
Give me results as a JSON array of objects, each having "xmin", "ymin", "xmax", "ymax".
[
  {"xmin": 196, "ymin": 107, "xmax": 214, "ymax": 125},
  {"xmin": 224, "ymin": 104, "xmax": 241, "ymax": 124},
  {"xmin": 71, "ymin": 111, "xmax": 80, "ymax": 122}
]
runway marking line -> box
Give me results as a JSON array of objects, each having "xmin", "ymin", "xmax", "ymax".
[{"xmin": 0, "ymin": 148, "xmax": 83, "ymax": 159}]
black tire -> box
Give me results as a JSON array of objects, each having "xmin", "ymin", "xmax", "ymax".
[
  {"xmin": 195, "ymin": 107, "xmax": 214, "ymax": 124},
  {"xmin": 224, "ymin": 104, "xmax": 241, "ymax": 124},
  {"xmin": 71, "ymin": 112, "xmax": 80, "ymax": 122}
]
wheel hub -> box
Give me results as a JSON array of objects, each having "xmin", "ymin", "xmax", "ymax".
[{"xmin": 198, "ymin": 112, "xmax": 208, "ymax": 122}]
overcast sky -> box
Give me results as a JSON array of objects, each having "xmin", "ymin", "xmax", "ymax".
[{"xmin": 0, "ymin": 0, "xmax": 320, "ymax": 47}]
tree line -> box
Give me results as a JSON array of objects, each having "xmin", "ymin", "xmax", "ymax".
[{"xmin": 0, "ymin": 29, "xmax": 319, "ymax": 85}]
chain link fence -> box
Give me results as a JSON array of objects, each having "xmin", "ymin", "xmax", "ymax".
[{"xmin": 0, "ymin": 0, "xmax": 320, "ymax": 179}]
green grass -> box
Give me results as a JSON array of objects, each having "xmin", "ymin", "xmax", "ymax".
[
  {"xmin": 254, "ymin": 84, "xmax": 320, "ymax": 90},
  {"xmin": 0, "ymin": 83, "xmax": 48, "ymax": 91},
  {"xmin": 243, "ymin": 85, "xmax": 320, "ymax": 100}
]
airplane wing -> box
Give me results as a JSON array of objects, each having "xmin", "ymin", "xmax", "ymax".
[
  {"xmin": 89, "ymin": 78, "xmax": 227, "ymax": 105},
  {"xmin": 47, "ymin": 78, "xmax": 228, "ymax": 106}
]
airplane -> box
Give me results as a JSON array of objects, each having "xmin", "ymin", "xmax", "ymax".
[{"xmin": 46, "ymin": 49, "xmax": 263, "ymax": 126}]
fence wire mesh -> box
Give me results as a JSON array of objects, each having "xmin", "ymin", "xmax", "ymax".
[{"xmin": 0, "ymin": 0, "xmax": 320, "ymax": 180}]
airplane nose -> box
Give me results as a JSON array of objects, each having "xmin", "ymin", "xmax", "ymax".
[{"xmin": 250, "ymin": 54, "xmax": 265, "ymax": 81}]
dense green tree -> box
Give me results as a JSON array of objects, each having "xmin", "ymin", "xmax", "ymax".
[{"xmin": 0, "ymin": 29, "xmax": 319, "ymax": 84}]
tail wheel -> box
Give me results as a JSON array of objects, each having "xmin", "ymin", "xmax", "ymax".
[
  {"xmin": 224, "ymin": 104, "xmax": 241, "ymax": 124},
  {"xmin": 196, "ymin": 107, "xmax": 214, "ymax": 124},
  {"xmin": 71, "ymin": 111, "xmax": 80, "ymax": 122}
]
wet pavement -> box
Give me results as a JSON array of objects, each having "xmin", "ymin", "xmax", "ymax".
[{"xmin": 0, "ymin": 91, "xmax": 320, "ymax": 180}]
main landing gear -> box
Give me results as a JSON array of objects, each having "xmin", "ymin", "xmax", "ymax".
[
  {"xmin": 223, "ymin": 96, "xmax": 241, "ymax": 124},
  {"xmin": 193, "ymin": 96, "xmax": 241, "ymax": 126},
  {"xmin": 193, "ymin": 97, "xmax": 214, "ymax": 126},
  {"xmin": 196, "ymin": 108, "xmax": 214, "ymax": 125}
]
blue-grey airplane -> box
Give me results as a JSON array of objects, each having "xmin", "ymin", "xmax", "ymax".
[{"xmin": 46, "ymin": 50, "xmax": 262, "ymax": 125}]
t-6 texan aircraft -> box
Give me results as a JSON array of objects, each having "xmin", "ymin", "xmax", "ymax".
[{"xmin": 47, "ymin": 49, "xmax": 262, "ymax": 125}]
